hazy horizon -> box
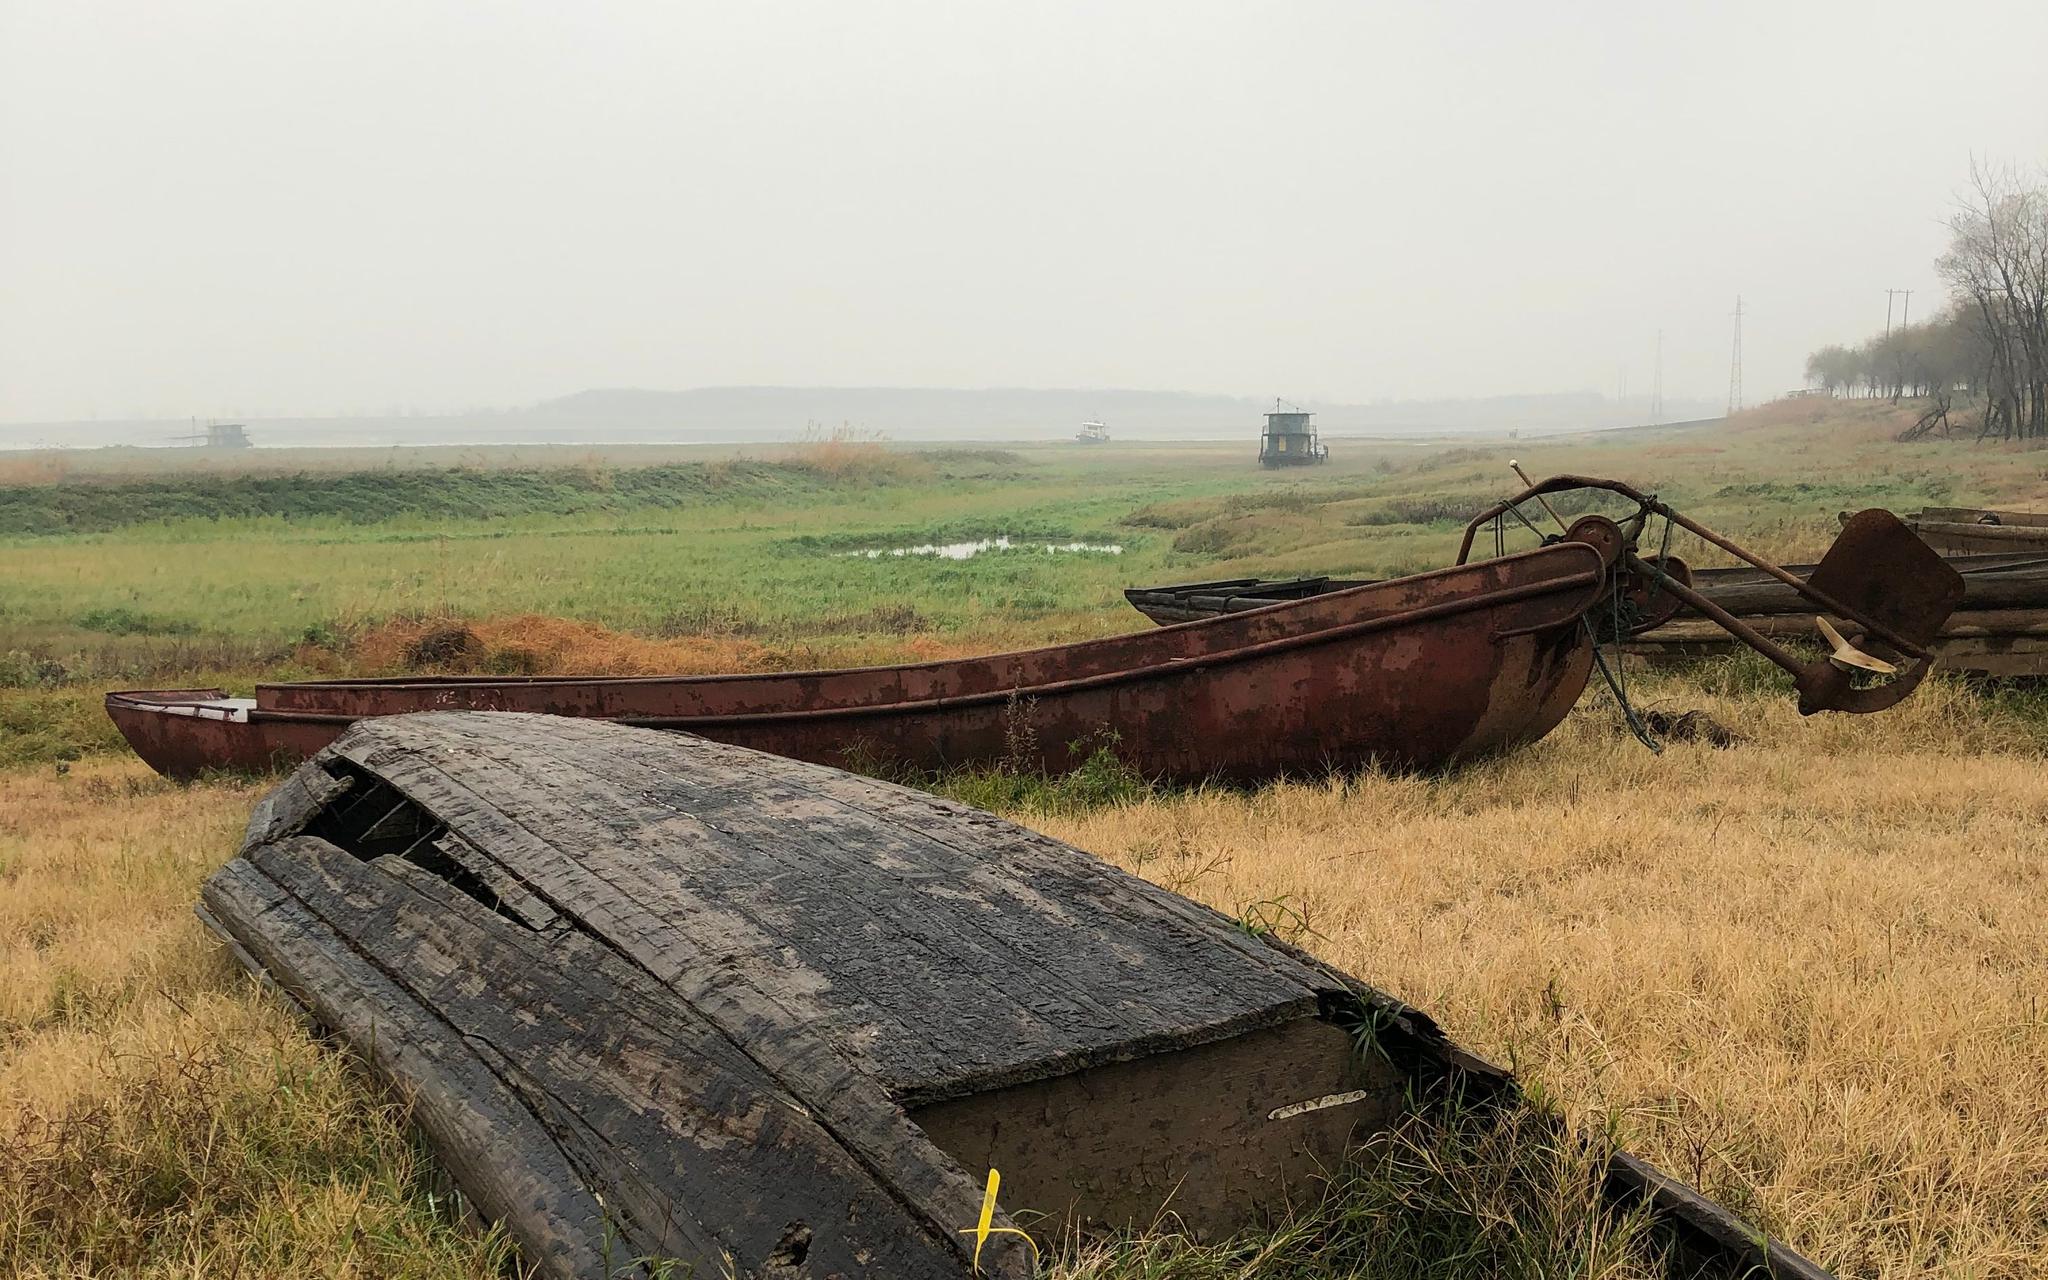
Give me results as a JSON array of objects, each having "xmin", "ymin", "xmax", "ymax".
[
  {"xmin": 0, "ymin": 383, "xmax": 1729, "ymax": 451},
  {"xmin": 4, "ymin": 1, "xmax": 2044, "ymax": 426}
]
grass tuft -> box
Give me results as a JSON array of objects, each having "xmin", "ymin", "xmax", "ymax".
[{"xmin": 1058, "ymin": 1105, "xmax": 1668, "ymax": 1280}]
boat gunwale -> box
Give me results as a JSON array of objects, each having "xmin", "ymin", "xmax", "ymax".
[
  {"xmin": 252, "ymin": 543, "xmax": 1599, "ymax": 698},
  {"xmin": 109, "ymin": 545, "xmax": 1607, "ymax": 732}
]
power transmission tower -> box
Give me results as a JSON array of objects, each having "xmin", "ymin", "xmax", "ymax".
[
  {"xmin": 1651, "ymin": 329, "xmax": 1665, "ymax": 425},
  {"xmin": 1726, "ymin": 296, "xmax": 1744, "ymax": 415}
]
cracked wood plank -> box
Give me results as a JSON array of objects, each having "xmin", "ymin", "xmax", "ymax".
[
  {"xmin": 328, "ymin": 712, "xmax": 1331, "ymax": 1103},
  {"xmin": 203, "ymin": 834, "xmax": 1013, "ymax": 1279}
]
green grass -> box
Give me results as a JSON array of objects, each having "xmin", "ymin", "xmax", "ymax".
[{"xmin": 0, "ymin": 452, "xmax": 1024, "ymax": 536}]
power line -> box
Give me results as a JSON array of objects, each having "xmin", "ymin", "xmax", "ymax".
[{"xmin": 1727, "ymin": 296, "xmax": 1744, "ymax": 415}]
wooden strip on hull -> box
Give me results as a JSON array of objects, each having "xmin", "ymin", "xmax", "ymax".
[
  {"xmin": 109, "ymin": 544, "xmax": 1606, "ymax": 781},
  {"xmin": 205, "ymin": 841, "xmax": 983, "ymax": 1279}
]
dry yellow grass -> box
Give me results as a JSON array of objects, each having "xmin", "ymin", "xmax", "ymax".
[
  {"xmin": 0, "ymin": 764, "xmax": 511, "ymax": 1277},
  {"xmin": 1031, "ymin": 676, "xmax": 2048, "ymax": 1279}
]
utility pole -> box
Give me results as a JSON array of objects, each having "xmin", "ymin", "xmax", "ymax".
[
  {"xmin": 1651, "ymin": 329, "xmax": 1665, "ymax": 426},
  {"xmin": 1883, "ymin": 288, "xmax": 1916, "ymax": 402},
  {"xmin": 1886, "ymin": 288, "xmax": 1914, "ymax": 335},
  {"xmin": 1727, "ymin": 296, "xmax": 1744, "ymax": 416}
]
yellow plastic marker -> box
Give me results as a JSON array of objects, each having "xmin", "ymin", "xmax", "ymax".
[{"xmin": 959, "ymin": 1168, "xmax": 1040, "ymax": 1274}]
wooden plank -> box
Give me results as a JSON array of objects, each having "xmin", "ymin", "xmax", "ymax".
[
  {"xmin": 1606, "ymin": 1152, "xmax": 1835, "ymax": 1280},
  {"xmin": 204, "ymin": 835, "xmax": 1000, "ymax": 1280},
  {"xmin": 239, "ymin": 761, "xmax": 351, "ymax": 850},
  {"xmin": 203, "ymin": 855, "xmax": 631, "ymax": 1279},
  {"xmin": 1917, "ymin": 506, "xmax": 2048, "ymax": 528},
  {"xmin": 330, "ymin": 713, "xmax": 1331, "ymax": 1102},
  {"xmin": 911, "ymin": 1017, "xmax": 1399, "ymax": 1231},
  {"xmin": 1683, "ymin": 571, "xmax": 2048, "ymax": 618}
]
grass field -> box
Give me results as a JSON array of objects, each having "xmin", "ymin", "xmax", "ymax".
[{"xmin": 5, "ymin": 398, "xmax": 2048, "ymax": 1277}]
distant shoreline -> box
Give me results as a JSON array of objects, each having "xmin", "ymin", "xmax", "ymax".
[{"xmin": 0, "ymin": 420, "xmax": 1690, "ymax": 455}]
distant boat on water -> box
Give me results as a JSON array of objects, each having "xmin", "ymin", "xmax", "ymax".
[
  {"xmin": 1075, "ymin": 420, "xmax": 1110, "ymax": 444},
  {"xmin": 172, "ymin": 421, "xmax": 252, "ymax": 448}
]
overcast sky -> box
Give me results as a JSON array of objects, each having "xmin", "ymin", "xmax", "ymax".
[{"xmin": 3, "ymin": 0, "xmax": 2044, "ymax": 423}]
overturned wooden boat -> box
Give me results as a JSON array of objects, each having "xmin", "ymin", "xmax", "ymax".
[
  {"xmin": 202, "ymin": 712, "xmax": 1834, "ymax": 1278},
  {"xmin": 108, "ymin": 475, "xmax": 1963, "ymax": 782},
  {"xmin": 1131, "ymin": 552, "xmax": 2048, "ymax": 676}
]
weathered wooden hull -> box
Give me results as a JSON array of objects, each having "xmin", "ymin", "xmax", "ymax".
[
  {"xmin": 201, "ymin": 713, "xmax": 1833, "ymax": 1279},
  {"xmin": 110, "ymin": 543, "xmax": 1606, "ymax": 782},
  {"xmin": 1129, "ymin": 552, "xmax": 2048, "ymax": 676}
]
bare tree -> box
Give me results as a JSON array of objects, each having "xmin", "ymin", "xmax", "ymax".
[{"xmin": 1937, "ymin": 160, "xmax": 2048, "ymax": 440}]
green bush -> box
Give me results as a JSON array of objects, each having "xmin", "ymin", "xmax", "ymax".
[{"xmin": 75, "ymin": 607, "xmax": 196, "ymax": 637}]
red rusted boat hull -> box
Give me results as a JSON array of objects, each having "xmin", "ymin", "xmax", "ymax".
[
  {"xmin": 105, "ymin": 691, "xmax": 351, "ymax": 779},
  {"xmin": 109, "ymin": 543, "xmax": 1605, "ymax": 783}
]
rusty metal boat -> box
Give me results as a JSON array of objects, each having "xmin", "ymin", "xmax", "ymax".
[
  {"xmin": 109, "ymin": 475, "xmax": 1963, "ymax": 782},
  {"xmin": 110, "ymin": 544, "xmax": 1607, "ymax": 781}
]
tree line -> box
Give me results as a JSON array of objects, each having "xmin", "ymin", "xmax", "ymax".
[{"xmin": 1806, "ymin": 162, "xmax": 2047, "ymax": 440}]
